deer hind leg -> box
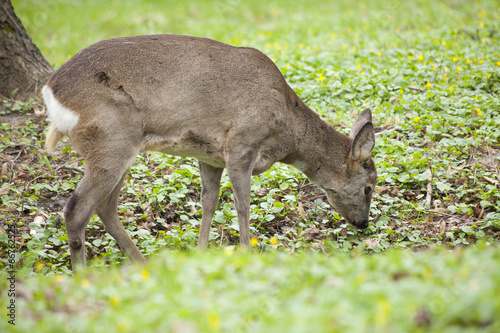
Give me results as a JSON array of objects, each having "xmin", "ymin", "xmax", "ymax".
[
  {"xmin": 65, "ymin": 164, "xmax": 132, "ymax": 271},
  {"xmin": 65, "ymin": 134, "xmax": 141, "ymax": 270},
  {"xmin": 96, "ymin": 171, "xmax": 146, "ymax": 263},
  {"xmin": 197, "ymin": 161, "xmax": 223, "ymax": 249}
]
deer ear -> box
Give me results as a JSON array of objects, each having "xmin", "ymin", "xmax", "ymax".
[
  {"xmin": 350, "ymin": 108, "xmax": 372, "ymax": 140},
  {"xmin": 351, "ymin": 122, "xmax": 375, "ymax": 161}
]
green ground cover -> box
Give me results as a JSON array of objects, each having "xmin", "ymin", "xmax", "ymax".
[{"xmin": 1, "ymin": 0, "xmax": 500, "ymax": 331}]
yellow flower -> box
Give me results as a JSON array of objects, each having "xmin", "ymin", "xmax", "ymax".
[
  {"xmin": 317, "ymin": 74, "xmax": 325, "ymax": 82},
  {"xmin": 140, "ymin": 269, "xmax": 150, "ymax": 280},
  {"xmin": 452, "ymin": 56, "xmax": 458, "ymax": 62},
  {"xmin": 497, "ymin": 61, "xmax": 500, "ymax": 66},
  {"xmin": 266, "ymin": 43, "xmax": 271, "ymax": 48},
  {"xmin": 474, "ymin": 58, "xmax": 477, "ymax": 63},
  {"xmin": 432, "ymin": 65, "xmax": 436, "ymax": 70},
  {"xmin": 286, "ymin": 63, "xmax": 290, "ymax": 69},
  {"xmin": 270, "ymin": 237, "xmax": 279, "ymax": 245},
  {"xmin": 377, "ymin": 53, "xmax": 382, "ymax": 58},
  {"xmin": 479, "ymin": 21, "xmax": 484, "ymax": 27},
  {"xmin": 414, "ymin": 116, "xmax": 420, "ymax": 122},
  {"xmin": 426, "ymin": 82, "xmax": 432, "ymax": 88},
  {"xmin": 356, "ymin": 65, "xmax": 361, "ymax": 70},
  {"xmin": 361, "ymin": 72, "xmax": 365, "ymax": 75},
  {"xmin": 486, "ymin": 73, "xmax": 490, "ymax": 78},
  {"xmin": 68, "ymin": 54, "xmax": 72, "ymax": 59},
  {"xmin": 457, "ymin": 66, "xmax": 461, "ymax": 72},
  {"xmin": 479, "ymin": 112, "xmax": 484, "ymax": 117},
  {"xmin": 408, "ymin": 56, "xmax": 413, "ymax": 61},
  {"xmin": 250, "ymin": 237, "xmax": 259, "ymax": 247},
  {"xmin": 208, "ymin": 314, "xmax": 220, "ymax": 329},
  {"xmin": 395, "ymin": 68, "xmax": 398, "ymax": 72},
  {"xmin": 466, "ymin": 58, "xmax": 470, "ymax": 64},
  {"xmin": 375, "ymin": 299, "xmax": 391, "ymax": 327},
  {"xmin": 449, "ymin": 86, "xmax": 454, "ymax": 91},
  {"xmin": 273, "ymin": 42, "xmax": 281, "ymax": 50},
  {"xmin": 419, "ymin": 55, "xmax": 424, "ymax": 61},
  {"xmin": 81, "ymin": 279, "xmax": 90, "ymax": 289},
  {"xmin": 110, "ymin": 295, "xmax": 120, "ymax": 305},
  {"xmin": 442, "ymin": 41, "xmax": 446, "ymax": 46},
  {"xmin": 35, "ymin": 261, "xmax": 44, "ymax": 272},
  {"xmin": 479, "ymin": 59, "xmax": 483, "ymax": 64},
  {"xmin": 399, "ymin": 89, "xmax": 403, "ymax": 94}
]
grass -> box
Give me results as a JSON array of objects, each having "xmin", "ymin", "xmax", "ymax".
[
  {"xmin": 1, "ymin": 0, "xmax": 500, "ymax": 330},
  {"xmin": 2, "ymin": 245, "xmax": 500, "ymax": 332}
]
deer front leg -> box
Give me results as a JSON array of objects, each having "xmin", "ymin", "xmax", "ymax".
[
  {"xmin": 197, "ymin": 161, "xmax": 223, "ymax": 249},
  {"xmin": 226, "ymin": 153, "xmax": 255, "ymax": 247}
]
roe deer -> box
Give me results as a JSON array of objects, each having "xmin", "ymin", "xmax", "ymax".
[{"xmin": 43, "ymin": 35, "xmax": 377, "ymax": 270}]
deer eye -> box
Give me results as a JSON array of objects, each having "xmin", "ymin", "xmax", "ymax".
[{"xmin": 364, "ymin": 186, "xmax": 372, "ymax": 196}]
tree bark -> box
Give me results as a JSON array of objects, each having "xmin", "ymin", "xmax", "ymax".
[{"xmin": 0, "ymin": 0, "xmax": 54, "ymax": 102}]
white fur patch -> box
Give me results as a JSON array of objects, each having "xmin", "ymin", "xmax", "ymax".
[{"xmin": 42, "ymin": 86, "xmax": 79, "ymax": 133}]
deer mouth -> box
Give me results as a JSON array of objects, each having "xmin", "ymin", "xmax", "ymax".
[{"xmin": 352, "ymin": 219, "xmax": 369, "ymax": 229}]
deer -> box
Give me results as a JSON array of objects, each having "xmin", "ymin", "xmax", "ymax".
[{"xmin": 42, "ymin": 35, "xmax": 377, "ymax": 270}]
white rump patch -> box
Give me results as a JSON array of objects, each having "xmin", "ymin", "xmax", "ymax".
[{"xmin": 42, "ymin": 86, "xmax": 79, "ymax": 133}]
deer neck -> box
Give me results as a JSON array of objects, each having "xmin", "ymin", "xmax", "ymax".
[{"xmin": 282, "ymin": 105, "xmax": 351, "ymax": 182}]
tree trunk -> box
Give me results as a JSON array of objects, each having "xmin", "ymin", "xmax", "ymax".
[{"xmin": 0, "ymin": 0, "xmax": 54, "ymax": 102}]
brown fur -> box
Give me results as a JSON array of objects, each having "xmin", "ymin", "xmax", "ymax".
[{"xmin": 43, "ymin": 35, "xmax": 377, "ymax": 270}]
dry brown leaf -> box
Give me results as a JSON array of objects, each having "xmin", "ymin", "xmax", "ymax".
[
  {"xmin": 364, "ymin": 238, "xmax": 380, "ymax": 249},
  {"xmin": 383, "ymin": 116, "xmax": 392, "ymax": 127},
  {"xmin": 0, "ymin": 153, "xmax": 14, "ymax": 161},
  {"xmin": 298, "ymin": 201, "xmax": 307, "ymax": 219}
]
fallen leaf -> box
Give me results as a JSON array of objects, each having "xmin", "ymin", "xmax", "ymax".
[
  {"xmin": 383, "ymin": 116, "xmax": 392, "ymax": 127},
  {"xmin": 0, "ymin": 153, "xmax": 14, "ymax": 161},
  {"xmin": 364, "ymin": 238, "xmax": 380, "ymax": 249},
  {"xmin": 298, "ymin": 201, "xmax": 307, "ymax": 219},
  {"xmin": 482, "ymin": 176, "xmax": 498, "ymax": 186},
  {"xmin": 33, "ymin": 104, "xmax": 46, "ymax": 117},
  {"xmin": 300, "ymin": 227, "xmax": 321, "ymax": 241}
]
